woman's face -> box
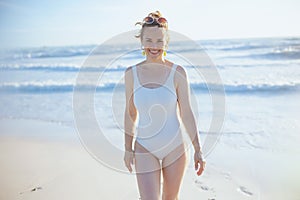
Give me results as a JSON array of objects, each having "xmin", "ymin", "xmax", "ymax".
[{"xmin": 141, "ymin": 26, "xmax": 167, "ymax": 58}]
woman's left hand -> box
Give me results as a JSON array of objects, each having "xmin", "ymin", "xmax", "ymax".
[
  {"xmin": 194, "ymin": 151, "xmax": 206, "ymax": 176},
  {"xmin": 124, "ymin": 150, "xmax": 135, "ymax": 173}
]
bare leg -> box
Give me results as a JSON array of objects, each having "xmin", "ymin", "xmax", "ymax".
[
  {"xmin": 134, "ymin": 141, "xmax": 161, "ymax": 200},
  {"xmin": 162, "ymin": 144, "xmax": 187, "ymax": 200}
]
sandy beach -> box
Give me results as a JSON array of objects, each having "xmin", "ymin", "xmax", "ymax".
[{"xmin": 1, "ymin": 118, "xmax": 299, "ymax": 200}]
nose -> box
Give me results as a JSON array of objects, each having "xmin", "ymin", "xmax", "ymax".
[
  {"xmin": 149, "ymin": 43, "xmax": 164, "ymax": 50},
  {"xmin": 148, "ymin": 43, "xmax": 158, "ymax": 49}
]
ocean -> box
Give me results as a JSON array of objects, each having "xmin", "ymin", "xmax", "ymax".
[{"xmin": 0, "ymin": 36, "xmax": 299, "ymax": 156}]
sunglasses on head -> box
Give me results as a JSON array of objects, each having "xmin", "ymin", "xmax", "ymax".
[{"xmin": 143, "ymin": 16, "xmax": 168, "ymax": 25}]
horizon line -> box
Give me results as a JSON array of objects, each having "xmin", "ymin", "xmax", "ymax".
[{"xmin": 2, "ymin": 35, "xmax": 300, "ymax": 50}]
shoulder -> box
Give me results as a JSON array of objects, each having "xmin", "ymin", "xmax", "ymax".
[
  {"xmin": 125, "ymin": 65, "xmax": 133, "ymax": 73},
  {"xmin": 174, "ymin": 65, "xmax": 189, "ymax": 89},
  {"xmin": 174, "ymin": 65, "xmax": 187, "ymax": 79},
  {"xmin": 124, "ymin": 66, "xmax": 135, "ymax": 86}
]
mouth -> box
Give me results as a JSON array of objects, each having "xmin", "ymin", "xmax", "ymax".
[{"xmin": 147, "ymin": 49, "xmax": 162, "ymax": 56}]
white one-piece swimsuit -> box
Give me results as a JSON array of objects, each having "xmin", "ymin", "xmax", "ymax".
[{"xmin": 132, "ymin": 63, "xmax": 184, "ymax": 160}]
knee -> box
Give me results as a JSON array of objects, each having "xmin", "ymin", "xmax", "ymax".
[
  {"xmin": 140, "ymin": 194, "xmax": 160, "ymax": 200},
  {"xmin": 162, "ymin": 193, "xmax": 178, "ymax": 200}
]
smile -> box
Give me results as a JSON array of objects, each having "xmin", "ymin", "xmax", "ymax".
[{"xmin": 148, "ymin": 49, "xmax": 161, "ymax": 56}]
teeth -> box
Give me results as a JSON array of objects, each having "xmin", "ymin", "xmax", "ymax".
[{"xmin": 149, "ymin": 50, "xmax": 159, "ymax": 54}]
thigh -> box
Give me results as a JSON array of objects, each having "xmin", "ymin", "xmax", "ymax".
[
  {"xmin": 134, "ymin": 141, "xmax": 161, "ymax": 199},
  {"xmin": 161, "ymin": 144, "xmax": 187, "ymax": 198}
]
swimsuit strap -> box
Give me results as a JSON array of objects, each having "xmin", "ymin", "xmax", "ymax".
[
  {"xmin": 132, "ymin": 65, "xmax": 141, "ymax": 89},
  {"xmin": 165, "ymin": 63, "xmax": 177, "ymax": 88}
]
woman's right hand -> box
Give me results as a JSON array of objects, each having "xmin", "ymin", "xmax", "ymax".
[{"xmin": 124, "ymin": 150, "xmax": 135, "ymax": 173}]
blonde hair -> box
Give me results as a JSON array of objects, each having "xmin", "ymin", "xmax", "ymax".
[{"xmin": 135, "ymin": 11, "xmax": 170, "ymax": 46}]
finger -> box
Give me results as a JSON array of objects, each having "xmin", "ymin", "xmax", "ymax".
[
  {"xmin": 197, "ymin": 165, "xmax": 204, "ymax": 175},
  {"xmin": 125, "ymin": 161, "xmax": 132, "ymax": 173},
  {"xmin": 197, "ymin": 162, "xmax": 206, "ymax": 176},
  {"xmin": 197, "ymin": 167, "xmax": 204, "ymax": 176},
  {"xmin": 128, "ymin": 165, "xmax": 132, "ymax": 173},
  {"xmin": 130, "ymin": 157, "xmax": 134, "ymax": 165},
  {"xmin": 202, "ymin": 161, "xmax": 206, "ymax": 169},
  {"xmin": 194, "ymin": 160, "xmax": 199, "ymax": 170},
  {"xmin": 126, "ymin": 163, "xmax": 132, "ymax": 173}
]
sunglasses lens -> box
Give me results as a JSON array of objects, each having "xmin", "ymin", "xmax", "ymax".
[
  {"xmin": 143, "ymin": 16, "xmax": 168, "ymax": 25},
  {"xmin": 144, "ymin": 17, "xmax": 154, "ymax": 24},
  {"xmin": 157, "ymin": 17, "xmax": 167, "ymax": 24}
]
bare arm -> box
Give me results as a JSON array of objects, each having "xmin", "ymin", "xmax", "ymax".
[
  {"xmin": 123, "ymin": 66, "xmax": 137, "ymax": 173},
  {"xmin": 175, "ymin": 65, "xmax": 206, "ymax": 175},
  {"xmin": 124, "ymin": 66, "xmax": 137, "ymax": 152},
  {"xmin": 175, "ymin": 66, "xmax": 203, "ymax": 153}
]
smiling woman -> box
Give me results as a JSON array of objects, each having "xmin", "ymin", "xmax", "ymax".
[{"xmin": 123, "ymin": 11, "xmax": 206, "ymax": 200}]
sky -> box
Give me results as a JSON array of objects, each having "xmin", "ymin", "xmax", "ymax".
[{"xmin": 0, "ymin": 0, "xmax": 300, "ymax": 49}]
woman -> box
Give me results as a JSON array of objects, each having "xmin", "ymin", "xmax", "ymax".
[{"xmin": 124, "ymin": 11, "xmax": 206, "ymax": 200}]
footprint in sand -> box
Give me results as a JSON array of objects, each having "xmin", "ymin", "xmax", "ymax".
[
  {"xmin": 221, "ymin": 171, "xmax": 232, "ymax": 180},
  {"xmin": 31, "ymin": 186, "xmax": 42, "ymax": 192},
  {"xmin": 237, "ymin": 186, "xmax": 253, "ymax": 196},
  {"xmin": 200, "ymin": 185, "xmax": 210, "ymax": 191},
  {"xmin": 194, "ymin": 180, "xmax": 214, "ymax": 192},
  {"xmin": 19, "ymin": 186, "xmax": 43, "ymax": 194}
]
